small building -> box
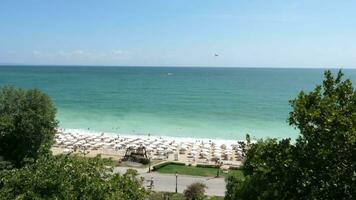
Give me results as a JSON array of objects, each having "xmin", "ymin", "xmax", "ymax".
[{"xmin": 123, "ymin": 146, "xmax": 148, "ymax": 162}]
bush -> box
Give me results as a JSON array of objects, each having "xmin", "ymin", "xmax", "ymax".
[
  {"xmin": 228, "ymin": 166, "xmax": 241, "ymax": 170},
  {"xmin": 148, "ymin": 192, "xmax": 186, "ymax": 200},
  {"xmin": 0, "ymin": 161, "xmax": 13, "ymax": 170},
  {"xmin": 196, "ymin": 164, "xmax": 219, "ymax": 168},
  {"xmin": 137, "ymin": 157, "xmax": 150, "ymax": 165},
  {"xmin": 183, "ymin": 182, "xmax": 207, "ymax": 200},
  {"xmin": 0, "ymin": 155, "xmax": 147, "ymax": 199}
]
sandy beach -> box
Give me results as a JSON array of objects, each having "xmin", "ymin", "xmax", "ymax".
[{"xmin": 52, "ymin": 128, "xmax": 245, "ymax": 167}]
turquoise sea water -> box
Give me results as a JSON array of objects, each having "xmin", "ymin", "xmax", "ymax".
[{"xmin": 1, "ymin": 66, "xmax": 355, "ymax": 140}]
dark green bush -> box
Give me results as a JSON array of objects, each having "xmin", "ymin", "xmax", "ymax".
[
  {"xmin": 183, "ymin": 182, "xmax": 207, "ymax": 200},
  {"xmin": 137, "ymin": 157, "xmax": 150, "ymax": 165},
  {"xmin": 152, "ymin": 162, "xmax": 185, "ymax": 171},
  {"xmin": 228, "ymin": 166, "xmax": 241, "ymax": 170},
  {"xmin": 196, "ymin": 164, "xmax": 219, "ymax": 168}
]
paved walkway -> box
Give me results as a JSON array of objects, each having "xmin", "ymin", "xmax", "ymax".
[{"xmin": 114, "ymin": 167, "xmax": 226, "ymax": 196}]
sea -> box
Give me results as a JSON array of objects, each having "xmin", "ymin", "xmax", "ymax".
[{"xmin": 1, "ymin": 66, "xmax": 355, "ymax": 141}]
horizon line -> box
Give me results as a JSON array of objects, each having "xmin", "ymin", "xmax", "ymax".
[{"xmin": 0, "ymin": 63, "xmax": 354, "ymax": 70}]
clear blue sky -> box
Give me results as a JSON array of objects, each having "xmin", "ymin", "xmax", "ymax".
[{"xmin": 1, "ymin": 0, "xmax": 356, "ymax": 67}]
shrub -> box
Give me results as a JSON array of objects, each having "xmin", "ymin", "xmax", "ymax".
[
  {"xmin": 152, "ymin": 162, "xmax": 185, "ymax": 171},
  {"xmin": 228, "ymin": 166, "xmax": 241, "ymax": 170},
  {"xmin": 137, "ymin": 157, "xmax": 150, "ymax": 165},
  {"xmin": 0, "ymin": 155, "xmax": 147, "ymax": 199},
  {"xmin": 196, "ymin": 164, "xmax": 219, "ymax": 168},
  {"xmin": 183, "ymin": 182, "xmax": 207, "ymax": 200}
]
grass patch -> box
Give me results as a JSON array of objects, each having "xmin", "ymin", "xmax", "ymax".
[{"xmin": 156, "ymin": 163, "xmax": 244, "ymax": 178}]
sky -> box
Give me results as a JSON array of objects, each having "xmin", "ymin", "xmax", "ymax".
[{"xmin": 0, "ymin": 0, "xmax": 356, "ymax": 68}]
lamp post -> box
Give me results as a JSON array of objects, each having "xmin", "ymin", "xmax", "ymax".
[
  {"xmin": 150, "ymin": 177, "xmax": 154, "ymax": 190},
  {"xmin": 148, "ymin": 156, "xmax": 151, "ymax": 173},
  {"xmin": 216, "ymin": 159, "xmax": 223, "ymax": 177},
  {"xmin": 175, "ymin": 171, "xmax": 178, "ymax": 193}
]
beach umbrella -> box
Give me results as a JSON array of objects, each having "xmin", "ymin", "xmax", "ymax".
[
  {"xmin": 214, "ymin": 149, "xmax": 222, "ymax": 153},
  {"xmin": 192, "ymin": 146, "xmax": 199, "ymax": 150},
  {"xmin": 214, "ymin": 153, "xmax": 221, "ymax": 158},
  {"xmin": 201, "ymin": 151, "xmax": 209, "ymax": 156},
  {"xmin": 180, "ymin": 147, "xmax": 187, "ymax": 151},
  {"xmin": 201, "ymin": 149, "xmax": 209, "ymax": 154},
  {"xmin": 63, "ymin": 149, "xmax": 72, "ymax": 154},
  {"xmin": 190, "ymin": 150, "xmax": 197, "ymax": 155}
]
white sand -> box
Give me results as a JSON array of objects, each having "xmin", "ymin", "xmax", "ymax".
[{"xmin": 53, "ymin": 128, "xmax": 246, "ymax": 167}]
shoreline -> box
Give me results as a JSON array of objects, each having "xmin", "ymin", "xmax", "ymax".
[{"xmin": 61, "ymin": 128, "xmax": 245, "ymax": 146}]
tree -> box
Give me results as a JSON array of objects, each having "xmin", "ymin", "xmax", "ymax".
[
  {"xmin": 225, "ymin": 138, "xmax": 298, "ymax": 200},
  {"xmin": 0, "ymin": 155, "xmax": 147, "ymax": 200},
  {"xmin": 225, "ymin": 70, "xmax": 356, "ymax": 200},
  {"xmin": 0, "ymin": 86, "xmax": 58, "ymax": 167},
  {"xmin": 288, "ymin": 70, "xmax": 356, "ymax": 199},
  {"xmin": 183, "ymin": 182, "xmax": 207, "ymax": 200}
]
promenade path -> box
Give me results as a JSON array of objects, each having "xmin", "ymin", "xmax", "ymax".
[{"xmin": 114, "ymin": 167, "xmax": 226, "ymax": 196}]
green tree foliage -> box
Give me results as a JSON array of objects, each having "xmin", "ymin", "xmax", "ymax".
[
  {"xmin": 184, "ymin": 182, "xmax": 207, "ymax": 200},
  {"xmin": 0, "ymin": 86, "xmax": 57, "ymax": 167},
  {"xmin": 0, "ymin": 86, "xmax": 147, "ymax": 199},
  {"xmin": 225, "ymin": 70, "xmax": 356, "ymax": 200},
  {"xmin": 0, "ymin": 155, "xmax": 147, "ymax": 200}
]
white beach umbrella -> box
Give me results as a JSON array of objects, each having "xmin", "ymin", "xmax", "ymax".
[
  {"xmin": 226, "ymin": 146, "xmax": 233, "ymax": 151},
  {"xmin": 192, "ymin": 146, "xmax": 199, "ymax": 151},
  {"xmin": 180, "ymin": 147, "xmax": 187, "ymax": 151},
  {"xmin": 214, "ymin": 153, "xmax": 221, "ymax": 158},
  {"xmin": 63, "ymin": 149, "xmax": 72, "ymax": 154},
  {"xmin": 202, "ymin": 148, "xmax": 210, "ymax": 152},
  {"xmin": 201, "ymin": 151, "xmax": 209, "ymax": 156},
  {"xmin": 214, "ymin": 149, "xmax": 222, "ymax": 153},
  {"xmin": 190, "ymin": 150, "xmax": 197, "ymax": 155},
  {"xmin": 83, "ymin": 144, "xmax": 91, "ymax": 148}
]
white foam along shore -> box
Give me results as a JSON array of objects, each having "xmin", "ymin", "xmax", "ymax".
[
  {"xmin": 63, "ymin": 128, "xmax": 244, "ymax": 146},
  {"xmin": 54, "ymin": 128, "xmax": 250, "ymax": 166}
]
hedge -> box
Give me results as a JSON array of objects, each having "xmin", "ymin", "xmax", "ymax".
[
  {"xmin": 228, "ymin": 166, "xmax": 242, "ymax": 170},
  {"xmin": 152, "ymin": 162, "xmax": 185, "ymax": 171},
  {"xmin": 196, "ymin": 164, "xmax": 219, "ymax": 168}
]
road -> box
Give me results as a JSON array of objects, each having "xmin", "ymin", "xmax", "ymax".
[{"xmin": 114, "ymin": 167, "xmax": 226, "ymax": 196}]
